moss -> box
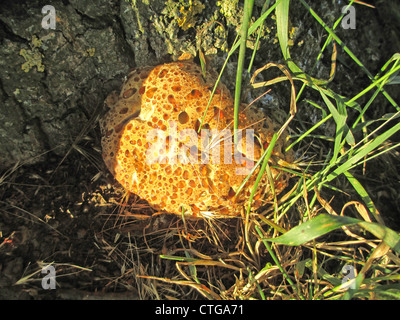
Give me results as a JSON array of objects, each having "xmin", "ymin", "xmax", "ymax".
[
  {"xmin": 177, "ymin": 0, "xmax": 205, "ymax": 30},
  {"xmin": 217, "ymin": 0, "xmax": 238, "ymax": 18},
  {"xmin": 164, "ymin": 0, "xmax": 205, "ymax": 31},
  {"xmin": 19, "ymin": 35, "xmax": 45, "ymax": 73},
  {"xmin": 216, "ymin": 0, "xmax": 241, "ymax": 27},
  {"xmin": 31, "ymin": 35, "xmax": 42, "ymax": 49},
  {"xmin": 86, "ymin": 47, "xmax": 96, "ymax": 57},
  {"xmin": 288, "ymin": 26, "xmax": 299, "ymax": 47}
]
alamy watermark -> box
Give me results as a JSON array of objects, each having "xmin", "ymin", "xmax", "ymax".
[
  {"xmin": 144, "ymin": 127, "xmax": 259, "ymax": 175},
  {"xmin": 341, "ymin": 264, "xmax": 356, "ymax": 290},
  {"xmin": 341, "ymin": 5, "xmax": 356, "ymax": 29},
  {"xmin": 41, "ymin": 5, "xmax": 56, "ymax": 30},
  {"xmin": 41, "ymin": 265, "xmax": 56, "ymax": 290}
]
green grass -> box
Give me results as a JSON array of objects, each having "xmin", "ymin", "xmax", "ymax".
[{"xmin": 173, "ymin": 0, "xmax": 400, "ymax": 300}]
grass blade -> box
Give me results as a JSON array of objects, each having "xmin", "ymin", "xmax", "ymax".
[
  {"xmin": 266, "ymin": 214, "xmax": 400, "ymax": 255},
  {"xmin": 325, "ymin": 115, "xmax": 400, "ymax": 182},
  {"xmin": 299, "ymin": 0, "xmax": 399, "ymax": 110},
  {"xmin": 234, "ymin": 0, "xmax": 254, "ymax": 144}
]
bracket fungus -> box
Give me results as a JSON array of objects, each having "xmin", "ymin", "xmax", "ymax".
[{"xmin": 99, "ymin": 59, "xmax": 294, "ymax": 217}]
